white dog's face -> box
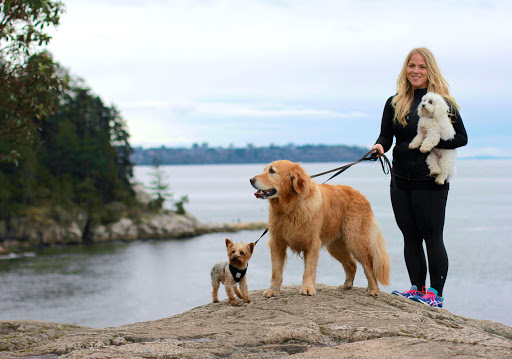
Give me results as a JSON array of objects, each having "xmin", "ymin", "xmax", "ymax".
[{"xmin": 418, "ymin": 92, "xmax": 448, "ymax": 119}]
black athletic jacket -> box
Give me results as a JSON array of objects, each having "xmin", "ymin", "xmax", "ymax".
[{"xmin": 375, "ymin": 88, "xmax": 468, "ymax": 189}]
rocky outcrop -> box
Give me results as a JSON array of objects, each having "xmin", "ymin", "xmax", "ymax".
[
  {"xmin": 0, "ymin": 207, "xmax": 89, "ymax": 253},
  {"xmin": 88, "ymin": 212, "xmax": 202, "ymax": 242},
  {"xmin": 2, "ymin": 284, "xmax": 511, "ymax": 358},
  {"xmin": 0, "ymin": 321, "xmax": 85, "ymax": 353},
  {"xmin": 0, "ymin": 185, "xmax": 267, "ymax": 254},
  {"xmin": 0, "ymin": 209, "xmax": 266, "ymax": 254},
  {"xmin": 88, "ymin": 213, "xmax": 267, "ymax": 242}
]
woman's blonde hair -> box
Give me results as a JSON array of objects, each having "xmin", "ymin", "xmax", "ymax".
[{"xmin": 392, "ymin": 47, "xmax": 459, "ymax": 126}]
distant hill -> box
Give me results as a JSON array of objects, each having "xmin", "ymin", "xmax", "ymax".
[{"xmin": 131, "ymin": 144, "xmax": 370, "ymax": 165}]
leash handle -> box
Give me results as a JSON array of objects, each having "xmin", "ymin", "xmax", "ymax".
[{"xmin": 371, "ymin": 150, "xmax": 392, "ymax": 175}]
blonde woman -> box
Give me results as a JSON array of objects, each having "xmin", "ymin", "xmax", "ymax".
[{"xmin": 372, "ymin": 47, "xmax": 467, "ymax": 308}]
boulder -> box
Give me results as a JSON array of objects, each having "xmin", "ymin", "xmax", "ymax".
[
  {"xmin": 0, "ymin": 208, "xmax": 87, "ymax": 251},
  {"xmin": 88, "ymin": 212, "xmax": 203, "ymax": 242},
  {"xmin": 2, "ymin": 284, "xmax": 511, "ymax": 358}
]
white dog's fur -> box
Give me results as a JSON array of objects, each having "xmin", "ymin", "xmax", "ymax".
[{"xmin": 408, "ymin": 92, "xmax": 457, "ymax": 185}]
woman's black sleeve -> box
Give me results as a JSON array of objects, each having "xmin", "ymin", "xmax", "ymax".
[
  {"xmin": 436, "ymin": 105, "xmax": 468, "ymax": 149},
  {"xmin": 375, "ymin": 96, "xmax": 395, "ymax": 153}
]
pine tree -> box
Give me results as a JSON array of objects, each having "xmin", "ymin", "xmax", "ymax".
[{"xmin": 146, "ymin": 156, "xmax": 173, "ymax": 210}]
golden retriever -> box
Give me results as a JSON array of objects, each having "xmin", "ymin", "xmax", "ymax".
[{"xmin": 250, "ymin": 160, "xmax": 390, "ymax": 297}]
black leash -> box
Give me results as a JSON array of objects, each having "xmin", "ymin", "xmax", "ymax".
[
  {"xmin": 310, "ymin": 150, "xmax": 392, "ymax": 183},
  {"xmin": 253, "ymin": 150, "xmax": 392, "ymax": 245},
  {"xmin": 254, "ymin": 228, "xmax": 268, "ymax": 245}
]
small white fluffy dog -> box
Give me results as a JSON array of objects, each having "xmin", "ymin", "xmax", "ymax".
[{"xmin": 409, "ymin": 92, "xmax": 457, "ymax": 185}]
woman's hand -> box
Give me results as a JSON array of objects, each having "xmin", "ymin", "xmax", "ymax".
[{"xmin": 371, "ymin": 144, "xmax": 384, "ymax": 155}]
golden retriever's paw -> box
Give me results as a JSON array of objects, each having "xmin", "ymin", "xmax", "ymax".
[
  {"xmin": 263, "ymin": 289, "xmax": 279, "ymax": 297},
  {"xmin": 300, "ymin": 286, "xmax": 316, "ymax": 296},
  {"xmin": 366, "ymin": 288, "xmax": 380, "ymax": 296},
  {"xmin": 339, "ymin": 283, "xmax": 353, "ymax": 291}
]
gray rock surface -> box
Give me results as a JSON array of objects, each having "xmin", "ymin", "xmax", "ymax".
[
  {"xmin": 0, "ymin": 321, "xmax": 85, "ymax": 352},
  {"xmin": 0, "ymin": 186, "xmax": 267, "ymax": 254},
  {"xmin": 0, "ymin": 208, "xmax": 88, "ymax": 251},
  {"xmin": 2, "ymin": 284, "xmax": 511, "ymax": 358},
  {"xmin": 0, "ymin": 209, "xmax": 266, "ymax": 254}
]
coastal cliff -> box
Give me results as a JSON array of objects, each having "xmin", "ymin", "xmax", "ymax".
[
  {"xmin": 2, "ymin": 284, "xmax": 511, "ymax": 358},
  {"xmin": 0, "ymin": 211, "xmax": 266, "ymax": 255},
  {"xmin": 0, "ymin": 185, "xmax": 266, "ymax": 255}
]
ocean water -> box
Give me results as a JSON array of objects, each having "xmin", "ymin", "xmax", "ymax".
[{"xmin": 0, "ymin": 160, "xmax": 511, "ymax": 328}]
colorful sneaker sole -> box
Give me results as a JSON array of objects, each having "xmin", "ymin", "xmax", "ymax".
[
  {"xmin": 392, "ymin": 290, "xmax": 419, "ymax": 300},
  {"xmin": 417, "ymin": 297, "xmax": 443, "ymax": 308}
]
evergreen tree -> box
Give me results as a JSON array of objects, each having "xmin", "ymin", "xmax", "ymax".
[
  {"xmin": 39, "ymin": 74, "xmax": 134, "ymax": 206},
  {"xmin": 0, "ymin": 67, "xmax": 135, "ymax": 220},
  {"xmin": 0, "ymin": 0, "xmax": 67, "ymax": 163},
  {"xmin": 146, "ymin": 156, "xmax": 172, "ymax": 210},
  {"xmin": 0, "ymin": 1, "xmax": 137, "ymax": 225}
]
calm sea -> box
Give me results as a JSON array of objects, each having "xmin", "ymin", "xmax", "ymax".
[{"xmin": 1, "ymin": 160, "xmax": 511, "ymax": 328}]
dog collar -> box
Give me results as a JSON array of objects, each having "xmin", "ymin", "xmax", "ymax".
[{"xmin": 229, "ymin": 264, "xmax": 247, "ymax": 283}]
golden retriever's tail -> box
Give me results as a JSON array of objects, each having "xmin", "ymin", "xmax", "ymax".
[{"xmin": 371, "ymin": 218, "xmax": 391, "ymax": 286}]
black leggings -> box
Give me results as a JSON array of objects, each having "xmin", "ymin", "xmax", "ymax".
[{"xmin": 390, "ymin": 186, "xmax": 449, "ymax": 297}]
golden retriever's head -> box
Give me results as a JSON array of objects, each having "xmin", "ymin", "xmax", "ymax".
[{"xmin": 250, "ymin": 160, "xmax": 311, "ymax": 201}]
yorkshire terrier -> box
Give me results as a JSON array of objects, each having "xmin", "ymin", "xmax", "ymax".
[{"xmin": 211, "ymin": 238, "xmax": 255, "ymax": 306}]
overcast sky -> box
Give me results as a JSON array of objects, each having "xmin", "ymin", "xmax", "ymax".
[{"xmin": 46, "ymin": 0, "xmax": 511, "ymax": 158}]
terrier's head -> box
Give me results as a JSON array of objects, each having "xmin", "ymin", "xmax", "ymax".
[{"xmin": 225, "ymin": 238, "xmax": 254, "ymax": 269}]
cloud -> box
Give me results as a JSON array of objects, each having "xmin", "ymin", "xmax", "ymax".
[
  {"xmin": 45, "ymin": 0, "xmax": 512, "ymax": 151},
  {"xmin": 183, "ymin": 102, "xmax": 369, "ymax": 119},
  {"xmin": 120, "ymin": 101, "xmax": 170, "ymax": 110}
]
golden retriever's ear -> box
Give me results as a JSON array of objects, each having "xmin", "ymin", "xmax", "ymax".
[{"xmin": 289, "ymin": 166, "xmax": 308, "ymax": 194}]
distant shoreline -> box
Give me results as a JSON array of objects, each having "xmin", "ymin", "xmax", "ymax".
[
  {"xmin": 130, "ymin": 143, "xmax": 370, "ymax": 166},
  {"xmin": 130, "ymin": 156, "xmax": 512, "ymax": 167}
]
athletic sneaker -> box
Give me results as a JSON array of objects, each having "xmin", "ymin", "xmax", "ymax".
[
  {"xmin": 410, "ymin": 286, "xmax": 428, "ymax": 302},
  {"xmin": 391, "ymin": 285, "xmax": 423, "ymax": 300},
  {"xmin": 416, "ymin": 287, "xmax": 444, "ymax": 308}
]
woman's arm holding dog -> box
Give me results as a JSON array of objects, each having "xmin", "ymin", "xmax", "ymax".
[{"xmin": 419, "ymin": 130, "xmax": 441, "ymax": 153}]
